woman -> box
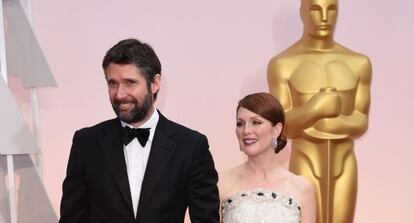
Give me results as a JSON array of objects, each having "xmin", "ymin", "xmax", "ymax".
[{"xmin": 219, "ymin": 92, "xmax": 316, "ymax": 223}]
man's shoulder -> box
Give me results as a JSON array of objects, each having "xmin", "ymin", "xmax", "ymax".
[
  {"xmin": 75, "ymin": 118, "xmax": 119, "ymax": 138},
  {"xmin": 160, "ymin": 115, "xmax": 204, "ymax": 138}
]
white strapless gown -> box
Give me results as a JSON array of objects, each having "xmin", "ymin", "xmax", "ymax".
[{"xmin": 221, "ymin": 188, "xmax": 301, "ymax": 223}]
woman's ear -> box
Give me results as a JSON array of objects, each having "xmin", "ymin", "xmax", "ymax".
[{"xmin": 273, "ymin": 122, "xmax": 283, "ymax": 137}]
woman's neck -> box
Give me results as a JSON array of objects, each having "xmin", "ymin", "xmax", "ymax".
[{"xmin": 245, "ymin": 151, "xmax": 284, "ymax": 182}]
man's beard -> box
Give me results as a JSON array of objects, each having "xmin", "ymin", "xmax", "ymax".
[{"xmin": 112, "ymin": 93, "xmax": 153, "ymax": 124}]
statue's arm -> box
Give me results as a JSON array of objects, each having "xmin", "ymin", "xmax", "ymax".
[
  {"xmin": 267, "ymin": 59, "xmax": 341, "ymax": 139},
  {"xmin": 313, "ymin": 57, "xmax": 372, "ymax": 138}
]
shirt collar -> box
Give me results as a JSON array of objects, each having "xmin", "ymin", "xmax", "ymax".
[{"xmin": 120, "ymin": 108, "xmax": 159, "ymax": 143}]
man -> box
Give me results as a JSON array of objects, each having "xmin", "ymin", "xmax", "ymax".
[
  {"xmin": 267, "ymin": 0, "xmax": 371, "ymax": 222},
  {"xmin": 59, "ymin": 38, "xmax": 220, "ymax": 223}
]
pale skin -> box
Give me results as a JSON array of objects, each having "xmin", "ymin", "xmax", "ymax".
[
  {"xmin": 218, "ymin": 107, "xmax": 316, "ymax": 223},
  {"xmin": 105, "ymin": 63, "xmax": 161, "ymax": 127}
]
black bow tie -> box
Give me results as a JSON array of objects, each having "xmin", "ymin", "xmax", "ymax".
[{"xmin": 122, "ymin": 126, "xmax": 151, "ymax": 147}]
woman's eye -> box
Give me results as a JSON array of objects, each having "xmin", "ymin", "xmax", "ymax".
[
  {"xmin": 252, "ymin": 120, "xmax": 262, "ymax": 125},
  {"xmin": 236, "ymin": 122, "xmax": 243, "ymax": 127}
]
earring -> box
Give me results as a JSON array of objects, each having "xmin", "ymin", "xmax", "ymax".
[{"xmin": 271, "ymin": 137, "xmax": 278, "ymax": 148}]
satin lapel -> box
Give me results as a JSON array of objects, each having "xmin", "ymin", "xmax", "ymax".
[
  {"xmin": 98, "ymin": 121, "xmax": 134, "ymax": 215},
  {"xmin": 137, "ymin": 114, "xmax": 176, "ymax": 217}
]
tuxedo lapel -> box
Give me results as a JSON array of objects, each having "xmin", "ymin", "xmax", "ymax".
[
  {"xmin": 137, "ymin": 114, "xmax": 176, "ymax": 217},
  {"xmin": 98, "ymin": 120, "xmax": 134, "ymax": 216}
]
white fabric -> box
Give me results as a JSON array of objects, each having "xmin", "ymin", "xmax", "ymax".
[
  {"xmin": 121, "ymin": 109, "xmax": 159, "ymax": 218},
  {"xmin": 221, "ymin": 188, "xmax": 301, "ymax": 223}
]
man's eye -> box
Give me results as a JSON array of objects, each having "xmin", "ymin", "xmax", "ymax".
[
  {"xmin": 126, "ymin": 80, "xmax": 136, "ymax": 86},
  {"xmin": 107, "ymin": 81, "xmax": 116, "ymax": 86}
]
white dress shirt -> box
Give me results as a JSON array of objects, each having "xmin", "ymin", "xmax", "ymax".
[{"xmin": 121, "ymin": 109, "xmax": 159, "ymax": 218}]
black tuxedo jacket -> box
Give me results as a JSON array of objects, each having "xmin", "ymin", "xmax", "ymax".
[{"xmin": 59, "ymin": 113, "xmax": 219, "ymax": 223}]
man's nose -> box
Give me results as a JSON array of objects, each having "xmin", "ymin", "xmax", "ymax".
[{"xmin": 115, "ymin": 85, "xmax": 128, "ymax": 99}]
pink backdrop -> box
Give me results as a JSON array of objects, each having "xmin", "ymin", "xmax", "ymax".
[{"xmin": 10, "ymin": 0, "xmax": 413, "ymax": 222}]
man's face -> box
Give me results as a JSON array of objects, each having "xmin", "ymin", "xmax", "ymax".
[
  {"xmin": 105, "ymin": 63, "xmax": 160, "ymax": 125},
  {"xmin": 300, "ymin": 0, "xmax": 338, "ymax": 38}
]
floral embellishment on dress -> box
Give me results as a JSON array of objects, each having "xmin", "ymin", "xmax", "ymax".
[{"xmin": 221, "ymin": 188, "xmax": 301, "ymax": 223}]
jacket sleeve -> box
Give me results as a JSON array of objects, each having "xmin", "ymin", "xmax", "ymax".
[
  {"xmin": 187, "ymin": 134, "xmax": 220, "ymax": 223},
  {"xmin": 59, "ymin": 131, "xmax": 89, "ymax": 223}
]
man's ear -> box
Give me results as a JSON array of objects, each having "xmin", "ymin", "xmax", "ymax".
[{"xmin": 151, "ymin": 74, "xmax": 161, "ymax": 94}]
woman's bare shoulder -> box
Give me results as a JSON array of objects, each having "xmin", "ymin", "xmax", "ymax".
[
  {"xmin": 219, "ymin": 163, "xmax": 246, "ymax": 180},
  {"xmin": 289, "ymin": 173, "xmax": 313, "ymax": 190},
  {"xmin": 284, "ymin": 173, "xmax": 315, "ymax": 206},
  {"xmin": 218, "ymin": 164, "xmax": 246, "ymax": 199}
]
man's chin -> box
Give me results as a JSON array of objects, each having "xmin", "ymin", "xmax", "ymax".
[
  {"xmin": 117, "ymin": 112, "xmax": 146, "ymax": 124},
  {"xmin": 119, "ymin": 114, "xmax": 132, "ymax": 122},
  {"xmin": 116, "ymin": 111, "xmax": 132, "ymax": 122}
]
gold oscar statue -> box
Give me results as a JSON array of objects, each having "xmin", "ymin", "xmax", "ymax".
[{"xmin": 267, "ymin": 0, "xmax": 371, "ymax": 222}]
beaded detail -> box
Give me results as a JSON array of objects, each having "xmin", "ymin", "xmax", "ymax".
[{"xmin": 221, "ymin": 188, "xmax": 301, "ymax": 223}]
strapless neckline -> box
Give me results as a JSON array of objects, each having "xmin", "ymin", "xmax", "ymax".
[
  {"xmin": 222, "ymin": 188, "xmax": 301, "ymax": 209},
  {"xmin": 221, "ymin": 188, "xmax": 301, "ymax": 223}
]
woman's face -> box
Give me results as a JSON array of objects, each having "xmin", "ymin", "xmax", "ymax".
[{"xmin": 236, "ymin": 107, "xmax": 281, "ymax": 156}]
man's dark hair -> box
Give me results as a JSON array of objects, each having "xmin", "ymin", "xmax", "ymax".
[{"xmin": 102, "ymin": 38, "xmax": 162, "ymax": 99}]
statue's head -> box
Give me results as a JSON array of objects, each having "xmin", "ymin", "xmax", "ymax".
[{"xmin": 300, "ymin": 0, "xmax": 338, "ymax": 38}]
